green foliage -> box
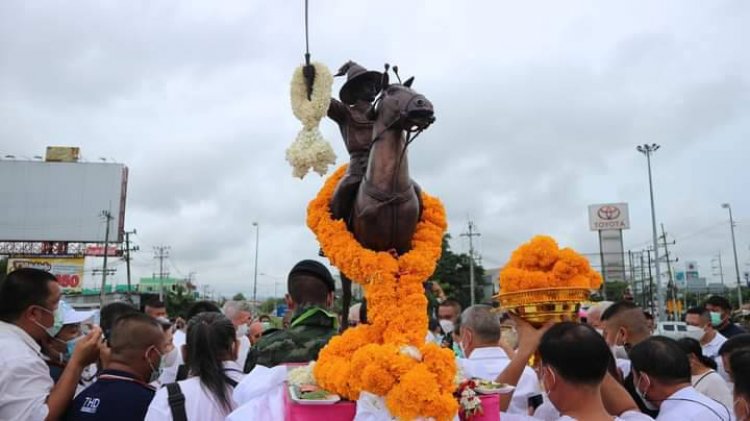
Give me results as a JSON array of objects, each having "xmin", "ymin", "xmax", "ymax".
[
  {"xmin": 259, "ymin": 297, "xmax": 284, "ymax": 314},
  {"xmin": 429, "ymin": 234, "xmax": 488, "ymax": 310},
  {"xmin": 166, "ymin": 284, "xmax": 196, "ymax": 319},
  {"xmin": 232, "ymin": 292, "xmax": 247, "ymax": 301}
]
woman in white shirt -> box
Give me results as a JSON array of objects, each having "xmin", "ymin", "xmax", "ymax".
[
  {"xmin": 145, "ymin": 312, "xmax": 246, "ymax": 421},
  {"xmin": 677, "ymin": 337, "xmax": 733, "ymax": 410}
]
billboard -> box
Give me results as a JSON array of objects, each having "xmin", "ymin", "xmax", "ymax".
[
  {"xmin": 0, "ymin": 161, "xmax": 127, "ymax": 242},
  {"xmin": 7, "ymin": 257, "xmax": 85, "ymax": 292},
  {"xmin": 588, "ymin": 203, "xmax": 630, "ymax": 231}
]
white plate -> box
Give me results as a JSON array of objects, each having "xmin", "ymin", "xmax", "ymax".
[
  {"xmin": 288, "ymin": 385, "xmax": 341, "ymax": 405},
  {"xmin": 475, "ymin": 384, "xmax": 516, "ymax": 395}
]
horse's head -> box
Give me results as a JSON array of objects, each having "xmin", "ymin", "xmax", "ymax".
[{"xmin": 369, "ymin": 70, "xmax": 435, "ymax": 132}]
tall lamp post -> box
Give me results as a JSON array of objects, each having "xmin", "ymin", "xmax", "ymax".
[
  {"xmin": 722, "ymin": 203, "xmax": 743, "ymax": 308},
  {"xmin": 252, "ymin": 222, "xmax": 260, "ymax": 308},
  {"xmin": 637, "ymin": 143, "xmax": 665, "ymax": 321}
]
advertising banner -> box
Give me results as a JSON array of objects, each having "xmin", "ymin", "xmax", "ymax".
[
  {"xmin": 588, "ymin": 203, "xmax": 630, "ymax": 231},
  {"xmin": 7, "ymin": 257, "xmax": 85, "ymax": 292}
]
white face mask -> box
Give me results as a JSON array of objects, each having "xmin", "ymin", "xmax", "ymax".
[
  {"xmin": 685, "ymin": 325, "xmax": 705, "ymax": 342},
  {"xmin": 163, "ymin": 346, "xmax": 180, "ymax": 367},
  {"xmin": 634, "ymin": 374, "xmax": 659, "ymax": 411},
  {"xmin": 236, "ymin": 323, "xmax": 249, "ymax": 338},
  {"xmin": 439, "ymin": 319, "xmax": 454, "ymax": 334}
]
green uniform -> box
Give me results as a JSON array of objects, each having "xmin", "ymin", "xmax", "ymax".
[{"xmin": 244, "ymin": 306, "xmax": 338, "ymax": 372}]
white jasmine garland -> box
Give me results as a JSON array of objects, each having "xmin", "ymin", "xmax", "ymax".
[
  {"xmin": 287, "ymin": 62, "xmax": 336, "ymax": 177},
  {"xmin": 287, "ymin": 362, "xmax": 317, "ymax": 386},
  {"xmin": 285, "ymin": 128, "xmax": 337, "ymax": 179}
]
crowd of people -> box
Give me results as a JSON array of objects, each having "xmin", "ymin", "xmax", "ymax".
[{"xmin": 1, "ymin": 263, "xmax": 749, "ymax": 421}]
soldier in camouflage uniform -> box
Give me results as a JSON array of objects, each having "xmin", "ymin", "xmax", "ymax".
[{"xmin": 244, "ymin": 260, "xmax": 338, "ymax": 372}]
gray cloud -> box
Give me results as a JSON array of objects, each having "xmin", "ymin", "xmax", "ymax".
[{"xmin": 1, "ymin": 0, "xmax": 748, "ymax": 297}]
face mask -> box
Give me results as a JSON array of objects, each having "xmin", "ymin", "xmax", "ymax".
[
  {"xmin": 435, "ymin": 334, "xmax": 444, "ymax": 345},
  {"xmin": 710, "ymin": 311, "xmax": 723, "ymax": 327},
  {"xmin": 685, "ymin": 325, "xmax": 705, "ymax": 342},
  {"xmin": 261, "ymin": 322, "xmax": 272, "ymax": 331},
  {"xmin": 33, "ymin": 305, "xmax": 64, "ymax": 337},
  {"xmin": 453, "ymin": 341, "xmax": 464, "ymax": 358},
  {"xmin": 439, "ymin": 319, "xmax": 454, "ymax": 334},
  {"xmin": 634, "ymin": 374, "xmax": 659, "ymax": 411},
  {"xmin": 62, "ymin": 335, "xmax": 84, "ymax": 362},
  {"xmin": 236, "ymin": 324, "xmax": 249, "ymax": 338},
  {"xmin": 146, "ymin": 347, "xmax": 165, "ymax": 383}
]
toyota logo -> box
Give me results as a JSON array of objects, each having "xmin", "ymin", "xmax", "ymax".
[{"xmin": 597, "ymin": 206, "xmax": 621, "ymax": 220}]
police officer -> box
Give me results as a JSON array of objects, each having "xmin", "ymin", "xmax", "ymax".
[
  {"xmin": 244, "ymin": 260, "xmax": 338, "ymax": 372},
  {"xmin": 64, "ymin": 313, "xmax": 168, "ymax": 421}
]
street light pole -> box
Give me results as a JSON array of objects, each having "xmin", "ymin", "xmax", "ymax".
[
  {"xmin": 252, "ymin": 222, "xmax": 260, "ymax": 308},
  {"xmin": 637, "ymin": 143, "xmax": 665, "ymax": 321},
  {"xmin": 722, "ymin": 203, "xmax": 743, "ymax": 308}
]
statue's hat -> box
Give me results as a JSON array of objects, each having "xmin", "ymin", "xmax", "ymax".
[{"xmin": 336, "ymin": 61, "xmax": 382, "ymax": 105}]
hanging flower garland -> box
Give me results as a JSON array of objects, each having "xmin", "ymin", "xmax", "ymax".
[
  {"xmin": 287, "ymin": 63, "xmax": 336, "ymax": 179},
  {"xmin": 307, "ymin": 164, "xmax": 458, "ymax": 421}
]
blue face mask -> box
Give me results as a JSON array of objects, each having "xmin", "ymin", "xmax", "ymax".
[
  {"xmin": 64, "ymin": 336, "xmax": 82, "ymax": 361},
  {"xmin": 33, "ymin": 305, "xmax": 64, "ymax": 337}
]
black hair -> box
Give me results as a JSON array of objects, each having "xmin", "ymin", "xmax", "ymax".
[
  {"xmin": 144, "ymin": 299, "xmax": 166, "ymax": 309},
  {"xmin": 642, "ymin": 311, "xmax": 654, "ymax": 321},
  {"xmin": 600, "ymin": 300, "xmax": 638, "ymax": 322},
  {"xmin": 109, "ymin": 312, "xmax": 163, "ymax": 353},
  {"xmin": 685, "ymin": 306, "xmax": 708, "ymax": 317},
  {"xmin": 288, "ymin": 274, "xmax": 329, "ymax": 306},
  {"xmin": 718, "ymin": 333, "xmax": 750, "ymax": 357},
  {"xmin": 538, "ymin": 322, "xmax": 611, "ymax": 385},
  {"xmin": 359, "ymin": 298, "xmax": 368, "ymax": 324},
  {"xmin": 258, "ymin": 314, "xmax": 271, "ymax": 323},
  {"xmin": 186, "ymin": 312, "xmax": 237, "ymax": 414},
  {"xmin": 186, "ymin": 301, "xmax": 221, "ymax": 322},
  {"xmin": 730, "ymin": 350, "xmax": 750, "ymax": 398},
  {"xmin": 428, "ymin": 318, "xmax": 441, "ymax": 333},
  {"xmin": 439, "ymin": 298, "xmax": 462, "ymax": 313},
  {"xmin": 100, "ymin": 302, "xmax": 138, "ymax": 335},
  {"xmin": 0, "ymin": 269, "xmax": 58, "ymax": 322},
  {"xmin": 677, "ymin": 337, "xmax": 718, "ymax": 370},
  {"xmin": 630, "ymin": 336, "xmax": 691, "ymax": 385},
  {"xmin": 704, "ymin": 296, "xmax": 732, "ymax": 312}
]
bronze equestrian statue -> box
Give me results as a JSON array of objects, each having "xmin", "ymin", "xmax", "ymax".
[{"xmin": 327, "ymin": 62, "xmax": 435, "ymax": 328}]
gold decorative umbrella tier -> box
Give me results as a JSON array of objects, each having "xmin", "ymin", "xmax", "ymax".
[{"xmin": 495, "ymin": 287, "xmax": 591, "ymax": 326}]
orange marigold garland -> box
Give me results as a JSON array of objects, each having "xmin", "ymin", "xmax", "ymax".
[
  {"xmin": 308, "ymin": 164, "xmax": 458, "ymax": 421},
  {"xmin": 499, "ymin": 235, "xmax": 603, "ymax": 294}
]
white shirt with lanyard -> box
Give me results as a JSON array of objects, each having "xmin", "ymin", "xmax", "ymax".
[
  {"xmin": 656, "ymin": 386, "xmax": 732, "ymax": 421},
  {"xmin": 145, "ymin": 361, "xmax": 245, "ymax": 421}
]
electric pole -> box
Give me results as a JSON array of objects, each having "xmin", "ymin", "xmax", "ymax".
[
  {"xmin": 154, "ymin": 246, "xmax": 170, "ymax": 301},
  {"xmin": 712, "ymin": 252, "xmax": 725, "ymax": 284},
  {"xmin": 123, "ymin": 229, "xmax": 139, "ymax": 303},
  {"xmin": 99, "ymin": 210, "xmax": 113, "ymax": 306},
  {"xmin": 461, "ymin": 220, "xmax": 481, "ymax": 306}
]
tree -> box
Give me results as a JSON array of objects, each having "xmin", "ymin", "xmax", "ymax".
[
  {"xmin": 259, "ymin": 297, "xmax": 284, "ymax": 315},
  {"xmin": 429, "ymin": 234, "xmax": 488, "ymax": 310},
  {"xmin": 166, "ymin": 284, "xmax": 196, "ymax": 319},
  {"xmin": 232, "ymin": 292, "xmax": 247, "ymax": 301}
]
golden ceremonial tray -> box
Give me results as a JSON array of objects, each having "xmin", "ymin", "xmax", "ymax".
[{"xmin": 495, "ymin": 287, "xmax": 591, "ymax": 326}]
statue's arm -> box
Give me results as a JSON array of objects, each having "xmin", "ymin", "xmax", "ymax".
[{"xmin": 327, "ymin": 98, "xmax": 348, "ymax": 123}]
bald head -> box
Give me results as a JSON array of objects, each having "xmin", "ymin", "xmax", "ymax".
[
  {"xmin": 249, "ymin": 321, "xmax": 264, "ymax": 345},
  {"xmin": 109, "ymin": 313, "xmax": 165, "ymax": 359}
]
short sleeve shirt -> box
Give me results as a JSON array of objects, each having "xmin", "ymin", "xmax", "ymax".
[
  {"xmin": 63, "ymin": 369, "xmax": 155, "ymax": 421},
  {"xmin": 0, "ymin": 321, "xmax": 52, "ymax": 421}
]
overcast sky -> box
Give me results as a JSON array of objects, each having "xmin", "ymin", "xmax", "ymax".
[{"xmin": 1, "ymin": 1, "xmax": 748, "ymax": 298}]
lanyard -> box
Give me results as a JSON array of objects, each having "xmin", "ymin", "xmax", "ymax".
[
  {"xmin": 98, "ymin": 373, "xmax": 156, "ymax": 391},
  {"xmin": 289, "ymin": 307, "xmax": 338, "ymax": 329}
]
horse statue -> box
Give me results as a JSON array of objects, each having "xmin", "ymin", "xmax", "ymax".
[{"xmin": 327, "ymin": 63, "xmax": 435, "ymax": 328}]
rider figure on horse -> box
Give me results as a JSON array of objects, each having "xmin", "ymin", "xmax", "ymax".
[{"xmin": 327, "ymin": 61, "xmax": 382, "ymax": 226}]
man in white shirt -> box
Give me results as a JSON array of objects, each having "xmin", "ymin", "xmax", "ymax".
[
  {"xmin": 223, "ymin": 300, "xmax": 253, "ymax": 368},
  {"xmin": 0, "ymin": 268, "xmax": 101, "ymax": 421},
  {"xmin": 629, "ymin": 336, "xmax": 732, "ymax": 421},
  {"xmin": 496, "ymin": 318, "xmax": 652, "ymax": 421},
  {"xmin": 685, "ymin": 307, "xmax": 727, "ymax": 360},
  {"xmin": 457, "ymin": 305, "xmax": 540, "ymax": 415}
]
